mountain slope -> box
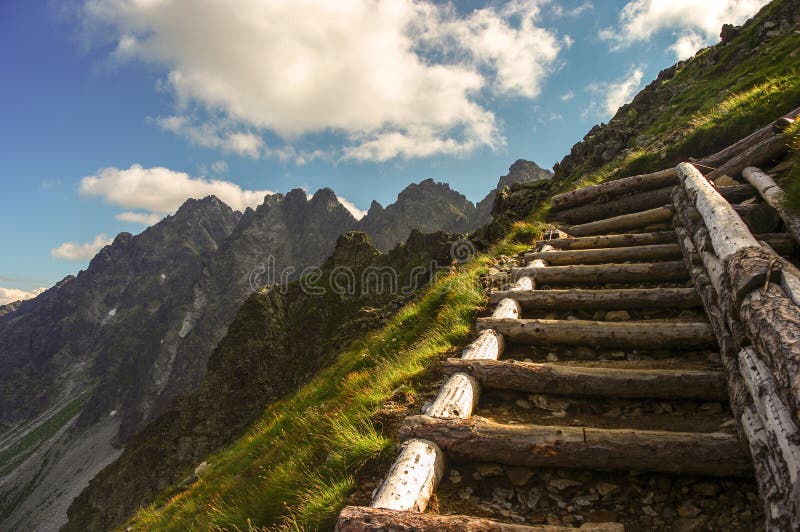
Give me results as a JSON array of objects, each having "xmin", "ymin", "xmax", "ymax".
[{"xmin": 102, "ymin": 0, "xmax": 800, "ymax": 528}]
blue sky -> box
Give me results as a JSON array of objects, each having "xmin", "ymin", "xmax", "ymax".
[{"xmin": 0, "ymin": 0, "xmax": 770, "ymax": 300}]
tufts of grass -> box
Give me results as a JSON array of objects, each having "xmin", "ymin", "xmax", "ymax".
[
  {"xmin": 781, "ymin": 120, "xmax": 800, "ymax": 213},
  {"xmin": 126, "ymin": 238, "xmax": 536, "ymax": 530}
]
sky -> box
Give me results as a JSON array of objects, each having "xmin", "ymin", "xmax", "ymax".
[{"xmin": 0, "ymin": 0, "xmax": 771, "ymax": 302}]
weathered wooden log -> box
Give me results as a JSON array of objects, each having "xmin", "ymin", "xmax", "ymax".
[
  {"xmin": 477, "ymin": 318, "xmax": 716, "ymax": 349},
  {"xmin": 425, "ymin": 372, "xmax": 480, "ymax": 419},
  {"xmin": 567, "ymin": 206, "xmax": 674, "ymax": 237},
  {"xmin": 553, "ymin": 185, "xmax": 756, "ymax": 225},
  {"xmin": 694, "ymin": 106, "xmax": 800, "ymax": 169},
  {"xmin": 525, "ymin": 243, "xmax": 681, "ymax": 265},
  {"xmin": 512, "ymin": 261, "xmax": 689, "ymax": 285},
  {"xmin": 676, "ymin": 162, "xmax": 761, "ymax": 258},
  {"xmin": 739, "ymin": 347, "xmax": 800, "ymax": 498},
  {"xmin": 336, "ymin": 506, "xmax": 625, "ymax": 532},
  {"xmin": 550, "ymin": 169, "xmax": 677, "ymax": 212},
  {"xmin": 758, "ymin": 233, "xmax": 797, "ymax": 257},
  {"xmin": 685, "ymin": 203, "xmax": 782, "ymax": 235},
  {"xmin": 489, "ymin": 287, "xmax": 700, "ymax": 309},
  {"xmin": 705, "ymin": 134, "xmax": 791, "ymax": 181},
  {"xmin": 774, "ymin": 117, "xmax": 795, "ymax": 133},
  {"xmin": 743, "ymin": 166, "xmax": 800, "ymax": 245},
  {"xmin": 444, "ymin": 358, "xmax": 727, "ymax": 400},
  {"xmin": 542, "ymin": 231, "xmax": 677, "ymax": 250},
  {"xmin": 492, "ymin": 298, "xmax": 521, "ymax": 319},
  {"xmin": 461, "ymin": 329, "xmax": 505, "ymax": 360},
  {"xmin": 399, "ymin": 416, "xmax": 753, "ymax": 478},
  {"xmin": 370, "ymin": 439, "xmax": 445, "ymax": 512},
  {"xmin": 509, "ymin": 275, "xmax": 534, "ymax": 291}
]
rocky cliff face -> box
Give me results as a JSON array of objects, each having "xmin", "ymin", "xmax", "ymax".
[
  {"xmin": 64, "ymin": 230, "xmax": 462, "ymax": 532},
  {"xmin": 0, "ymin": 173, "xmax": 525, "ymax": 530},
  {"xmin": 475, "ymin": 159, "xmax": 552, "ymax": 226}
]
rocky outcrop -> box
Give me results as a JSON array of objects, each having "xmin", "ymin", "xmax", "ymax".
[
  {"xmin": 64, "ymin": 230, "xmax": 462, "ymax": 532},
  {"xmin": 552, "ymin": 0, "xmax": 800, "ymax": 181},
  {"xmin": 475, "ymin": 160, "xmax": 553, "ymax": 226}
]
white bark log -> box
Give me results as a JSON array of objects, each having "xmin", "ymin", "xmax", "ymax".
[
  {"xmin": 460, "ymin": 329, "xmax": 504, "ymax": 361},
  {"xmin": 492, "ymin": 297, "xmax": 521, "ymax": 319},
  {"xmin": 424, "ymin": 372, "xmax": 480, "ymax": 419},
  {"xmin": 743, "ymin": 166, "xmax": 800, "ymax": 245},
  {"xmin": 370, "ymin": 439, "xmax": 445, "ymax": 512},
  {"xmin": 739, "ymin": 347, "xmax": 800, "ymax": 491},
  {"xmin": 676, "ymin": 162, "xmax": 760, "ymax": 259}
]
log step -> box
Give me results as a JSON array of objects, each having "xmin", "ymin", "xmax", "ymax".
[
  {"xmin": 512, "ymin": 262, "xmax": 689, "ymax": 285},
  {"xmin": 444, "ymin": 358, "xmax": 727, "ymax": 401},
  {"xmin": 399, "ymin": 415, "xmax": 753, "ymax": 478},
  {"xmin": 542, "ymin": 231, "xmax": 677, "ymax": 250},
  {"xmin": 566, "ymin": 206, "xmax": 673, "ymax": 237},
  {"xmin": 336, "ymin": 506, "xmax": 624, "ymax": 531},
  {"xmin": 476, "ymin": 318, "xmax": 716, "ymax": 349},
  {"xmin": 490, "ymin": 287, "xmax": 700, "ymax": 309},
  {"xmin": 525, "ymin": 243, "xmax": 682, "ymax": 265}
]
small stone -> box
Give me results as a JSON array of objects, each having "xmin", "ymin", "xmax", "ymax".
[
  {"xmin": 476, "ymin": 464, "xmax": 504, "ymax": 477},
  {"xmin": 603, "ymin": 407, "xmax": 622, "ymax": 418},
  {"xmin": 458, "ymin": 487, "xmax": 473, "ymax": 500},
  {"xmin": 548, "ymin": 478, "xmax": 582, "ymax": 491},
  {"xmin": 605, "ymin": 310, "xmax": 630, "ymax": 322},
  {"xmin": 677, "ymin": 501, "xmax": 701, "ymax": 518},
  {"xmin": 545, "ymin": 353, "xmax": 559, "ymax": 362},
  {"xmin": 692, "ymin": 482, "xmax": 719, "ymax": 496},
  {"xmin": 449, "ymin": 469, "xmax": 462, "ymax": 484},
  {"xmin": 700, "ymin": 401, "xmax": 722, "ymax": 414},
  {"xmin": 643, "ymin": 505, "xmax": 658, "ymax": 516},
  {"xmin": 515, "ymin": 399, "xmax": 532, "ymax": 409},
  {"xmin": 506, "ymin": 466, "xmax": 535, "ymax": 486},
  {"xmin": 609, "ymin": 350, "xmax": 626, "ymax": 359},
  {"xmin": 194, "ymin": 461, "xmax": 209, "ymax": 476},
  {"xmin": 522, "ymin": 490, "xmax": 541, "ymax": 509},
  {"xmin": 596, "ymin": 482, "xmax": 619, "ymax": 496}
]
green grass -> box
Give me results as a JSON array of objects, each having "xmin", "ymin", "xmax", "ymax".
[
  {"xmin": 0, "ymin": 394, "xmax": 86, "ymax": 478},
  {"xmin": 780, "ymin": 120, "xmax": 800, "ymax": 212},
  {"xmin": 126, "ymin": 238, "xmax": 519, "ymax": 530}
]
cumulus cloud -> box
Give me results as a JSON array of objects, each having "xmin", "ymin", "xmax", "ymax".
[
  {"xmin": 51, "ymin": 234, "xmax": 113, "ymax": 260},
  {"xmin": 0, "ymin": 287, "xmax": 46, "ymax": 306},
  {"xmin": 337, "ymin": 196, "xmax": 367, "ymax": 220},
  {"xmin": 115, "ymin": 211, "xmax": 164, "ymax": 225},
  {"xmin": 601, "ymin": 0, "xmax": 770, "ymax": 58},
  {"xmin": 586, "ymin": 66, "xmax": 645, "ymax": 118},
  {"xmin": 80, "ymin": 164, "xmax": 272, "ymax": 214},
  {"xmin": 82, "ymin": 0, "xmax": 566, "ymax": 161},
  {"xmin": 551, "ymin": 2, "xmax": 594, "ymax": 18},
  {"xmin": 560, "ymin": 91, "xmax": 575, "ymax": 101}
]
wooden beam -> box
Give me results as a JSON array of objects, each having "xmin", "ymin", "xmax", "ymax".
[
  {"xmin": 553, "ymin": 184, "xmax": 756, "ymax": 225},
  {"xmin": 739, "ymin": 347, "xmax": 800, "ymax": 491},
  {"xmin": 567, "ymin": 206, "xmax": 674, "ymax": 237},
  {"xmin": 493, "ymin": 298, "xmax": 521, "ymax": 319},
  {"xmin": 424, "ymin": 372, "xmax": 480, "ymax": 419},
  {"xmin": 542, "ymin": 231, "xmax": 677, "ymax": 250},
  {"xmin": 512, "ymin": 261, "xmax": 689, "ymax": 285},
  {"xmin": 706, "ymin": 134, "xmax": 791, "ymax": 181},
  {"xmin": 489, "ymin": 287, "xmax": 700, "ymax": 309},
  {"xmin": 743, "ymin": 166, "xmax": 800, "ymax": 245},
  {"xmin": 336, "ymin": 507, "xmax": 625, "ymax": 532},
  {"xmin": 460, "ymin": 329, "xmax": 505, "ymax": 360},
  {"xmin": 525, "ymin": 243, "xmax": 681, "ymax": 265},
  {"xmin": 444, "ymin": 358, "xmax": 727, "ymax": 400},
  {"xmin": 399, "ymin": 416, "xmax": 753, "ymax": 478},
  {"xmin": 477, "ymin": 318, "xmax": 716, "ymax": 349},
  {"xmin": 676, "ymin": 163, "xmax": 760, "ymax": 259},
  {"xmin": 550, "ymin": 168, "xmax": 677, "ymax": 212},
  {"xmin": 370, "ymin": 439, "xmax": 445, "ymax": 512}
]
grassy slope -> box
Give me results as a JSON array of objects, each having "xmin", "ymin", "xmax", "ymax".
[{"xmin": 127, "ymin": 5, "xmax": 800, "ymax": 530}]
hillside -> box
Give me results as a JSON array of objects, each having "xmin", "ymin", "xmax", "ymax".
[{"xmin": 69, "ymin": 0, "xmax": 800, "ymax": 529}]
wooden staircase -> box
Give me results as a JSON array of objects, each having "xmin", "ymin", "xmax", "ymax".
[{"xmin": 336, "ymin": 112, "xmax": 800, "ymax": 531}]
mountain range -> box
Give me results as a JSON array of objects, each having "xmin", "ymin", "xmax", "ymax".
[{"xmin": 0, "ymin": 160, "xmax": 550, "ymax": 531}]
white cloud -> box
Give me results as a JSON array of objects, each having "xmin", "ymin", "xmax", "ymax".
[
  {"xmin": 601, "ymin": 0, "xmax": 770, "ymax": 58},
  {"xmin": 669, "ymin": 32, "xmax": 707, "ymax": 60},
  {"xmin": 115, "ymin": 211, "xmax": 164, "ymax": 225},
  {"xmin": 586, "ymin": 67, "xmax": 645, "ymax": 118},
  {"xmin": 211, "ymin": 160, "xmax": 228, "ymax": 174},
  {"xmin": 337, "ymin": 195, "xmax": 367, "ymax": 220},
  {"xmin": 0, "ymin": 287, "xmax": 46, "ymax": 305},
  {"xmin": 551, "ymin": 2, "xmax": 594, "ymax": 18},
  {"xmin": 82, "ymin": 0, "xmax": 566, "ymax": 161},
  {"xmin": 80, "ymin": 164, "xmax": 272, "ymax": 214},
  {"xmin": 51, "ymin": 234, "xmax": 113, "ymax": 261},
  {"xmin": 560, "ymin": 91, "xmax": 575, "ymax": 101}
]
